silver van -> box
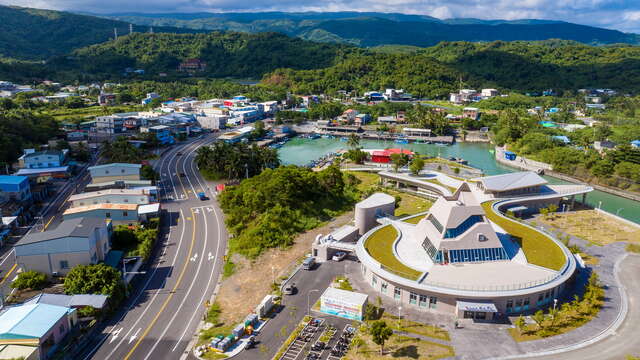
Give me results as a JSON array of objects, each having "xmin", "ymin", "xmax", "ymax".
[{"xmin": 302, "ymin": 257, "xmax": 316, "ymax": 270}]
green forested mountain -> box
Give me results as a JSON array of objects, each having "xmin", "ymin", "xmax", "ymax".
[
  {"xmin": 52, "ymin": 32, "xmax": 353, "ymax": 79},
  {"xmin": 262, "ymin": 40, "xmax": 640, "ymax": 96},
  {"xmin": 99, "ymin": 11, "xmax": 640, "ymax": 47},
  {"xmin": 0, "ymin": 5, "xmax": 200, "ymax": 60}
]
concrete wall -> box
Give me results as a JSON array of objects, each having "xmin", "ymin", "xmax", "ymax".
[
  {"xmin": 17, "ymin": 251, "xmax": 95, "ymax": 276},
  {"xmin": 355, "ymin": 201, "xmax": 395, "ymax": 235},
  {"xmin": 71, "ymin": 194, "xmax": 150, "ymax": 207},
  {"xmin": 361, "ymin": 263, "xmax": 570, "ymax": 318}
]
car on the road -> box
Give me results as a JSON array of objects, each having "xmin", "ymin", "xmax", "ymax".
[
  {"xmin": 179, "ymin": 172, "xmax": 186, "ymax": 177},
  {"xmin": 302, "ymin": 257, "xmax": 316, "ymax": 270},
  {"xmin": 283, "ymin": 283, "xmax": 296, "ymax": 295},
  {"xmin": 197, "ymin": 192, "xmax": 207, "ymax": 201},
  {"xmin": 332, "ymin": 251, "xmax": 347, "ymax": 262},
  {"xmin": 177, "ymin": 152, "xmax": 183, "ymax": 156}
]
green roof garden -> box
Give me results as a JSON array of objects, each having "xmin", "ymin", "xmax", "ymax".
[
  {"xmin": 482, "ymin": 201, "xmax": 565, "ymax": 271},
  {"xmin": 364, "ymin": 225, "xmax": 423, "ymax": 280}
]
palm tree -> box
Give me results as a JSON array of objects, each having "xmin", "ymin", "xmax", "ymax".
[{"xmin": 347, "ymin": 133, "xmax": 360, "ymax": 150}]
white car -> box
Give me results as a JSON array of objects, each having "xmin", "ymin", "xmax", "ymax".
[{"xmin": 332, "ymin": 252, "xmax": 347, "ymax": 261}]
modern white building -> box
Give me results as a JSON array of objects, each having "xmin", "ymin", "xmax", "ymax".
[
  {"xmin": 355, "ymin": 180, "xmax": 585, "ymax": 320},
  {"xmin": 67, "ymin": 189, "xmax": 154, "ymax": 208}
]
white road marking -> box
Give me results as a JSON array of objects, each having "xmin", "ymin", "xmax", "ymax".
[
  {"xmin": 128, "ymin": 328, "xmax": 141, "ymax": 344},
  {"xmin": 190, "ymin": 253, "xmax": 198, "ymax": 262},
  {"xmin": 109, "ymin": 328, "xmax": 123, "ymax": 344}
]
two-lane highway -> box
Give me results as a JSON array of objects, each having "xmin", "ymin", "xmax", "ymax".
[{"xmin": 81, "ymin": 134, "xmax": 228, "ymax": 360}]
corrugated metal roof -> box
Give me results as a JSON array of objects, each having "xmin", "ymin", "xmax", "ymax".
[
  {"xmin": 88, "ymin": 163, "xmax": 141, "ymax": 171},
  {"xmin": 0, "ymin": 303, "xmax": 71, "ymax": 339},
  {"xmin": 63, "ymin": 203, "xmax": 139, "ymax": 216},
  {"xmin": 479, "ymin": 171, "xmax": 547, "ymax": 192},
  {"xmin": 321, "ymin": 287, "xmax": 368, "ymax": 305},
  {"xmin": 16, "ymin": 217, "xmax": 106, "ymax": 246},
  {"xmin": 25, "ymin": 294, "xmax": 108, "ymax": 309}
]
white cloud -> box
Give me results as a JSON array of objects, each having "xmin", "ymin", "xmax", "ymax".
[{"xmin": 0, "ymin": 0, "xmax": 638, "ymax": 32}]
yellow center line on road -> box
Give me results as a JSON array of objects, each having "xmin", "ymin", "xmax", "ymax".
[
  {"xmin": 124, "ymin": 208, "xmax": 197, "ymax": 360},
  {"xmin": 0, "ymin": 263, "xmax": 18, "ymax": 286}
]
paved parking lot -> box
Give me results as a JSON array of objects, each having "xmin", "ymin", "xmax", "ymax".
[{"xmin": 277, "ymin": 317, "xmax": 357, "ymax": 360}]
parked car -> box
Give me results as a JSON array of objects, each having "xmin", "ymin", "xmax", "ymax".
[{"xmin": 332, "ymin": 251, "xmax": 347, "ymax": 261}]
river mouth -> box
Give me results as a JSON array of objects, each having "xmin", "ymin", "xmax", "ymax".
[{"xmin": 278, "ymin": 137, "xmax": 640, "ymax": 225}]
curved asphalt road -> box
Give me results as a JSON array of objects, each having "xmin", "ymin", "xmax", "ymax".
[
  {"xmin": 80, "ymin": 134, "xmax": 227, "ymax": 360},
  {"xmin": 528, "ymin": 254, "xmax": 640, "ymax": 360}
]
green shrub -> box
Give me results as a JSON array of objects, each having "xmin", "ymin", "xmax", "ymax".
[{"xmin": 11, "ymin": 270, "xmax": 47, "ymax": 290}]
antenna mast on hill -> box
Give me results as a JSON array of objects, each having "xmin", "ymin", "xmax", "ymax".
[
  {"xmin": 459, "ymin": 75, "xmax": 463, "ymax": 91},
  {"xmin": 114, "ymin": 28, "xmax": 118, "ymax": 40},
  {"xmin": 149, "ymin": 27, "xmax": 154, "ymax": 34},
  {"xmin": 129, "ymin": 23, "xmax": 133, "ymax": 35}
]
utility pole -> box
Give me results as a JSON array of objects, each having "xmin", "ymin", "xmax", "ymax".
[
  {"xmin": 129, "ymin": 23, "xmax": 133, "ymax": 35},
  {"xmin": 114, "ymin": 28, "xmax": 118, "ymax": 40}
]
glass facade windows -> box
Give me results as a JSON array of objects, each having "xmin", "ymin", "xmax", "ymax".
[
  {"xmin": 372, "ymin": 274, "xmax": 377, "ymax": 287},
  {"xmin": 409, "ymin": 292, "xmax": 418, "ymax": 305},
  {"xmin": 422, "ymin": 236, "xmax": 439, "ymax": 261},
  {"xmin": 394, "ymin": 287, "xmax": 401, "ymax": 300},
  {"xmin": 506, "ymin": 299, "xmax": 513, "ymax": 313},
  {"xmin": 448, "ymin": 247, "xmax": 508, "ymax": 263},
  {"xmin": 444, "ymin": 215, "xmax": 483, "ymax": 238},
  {"xmin": 419, "ymin": 295, "xmax": 428, "ymax": 307},
  {"xmin": 381, "ymin": 282, "xmax": 388, "ymax": 294},
  {"xmin": 523, "ymin": 298, "xmax": 530, "ymax": 311}
]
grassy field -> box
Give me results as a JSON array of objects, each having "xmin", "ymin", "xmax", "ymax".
[
  {"xmin": 346, "ymin": 333, "xmax": 455, "ymax": 360},
  {"xmin": 364, "ymin": 225, "xmax": 422, "ymax": 280},
  {"xmin": 538, "ymin": 210, "xmax": 640, "ymax": 245},
  {"xmin": 382, "ymin": 313, "xmax": 450, "ymax": 341},
  {"xmin": 45, "ymin": 105, "xmax": 146, "ymax": 122},
  {"xmin": 482, "ymin": 202, "xmax": 565, "ymax": 271}
]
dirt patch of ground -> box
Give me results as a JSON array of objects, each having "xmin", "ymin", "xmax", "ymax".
[
  {"xmin": 538, "ymin": 210, "xmax": 640, "ymax": 245},
  {"xmin": 215, "ymin": 210, "xmax": 355, "ymax": 326}
]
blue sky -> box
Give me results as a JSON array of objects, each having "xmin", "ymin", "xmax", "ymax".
[{"xmin": 3, "ymin": 0, "xmax": 639, "ymax": 33}]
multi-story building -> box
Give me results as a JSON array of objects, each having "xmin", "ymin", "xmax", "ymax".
[{"xmin": 0, "ymin": 175, "xmax": 31, "ymax": 202}]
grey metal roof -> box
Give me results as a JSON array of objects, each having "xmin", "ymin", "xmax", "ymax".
[
  {"xmin": 25, "ymin": 293, "xmax": 108, "ymax": 309},
  {"xmin": 479, "ymin": 171, "xmax": 547, "ymax": 192},
  {"xmin": 16, "ymin": 217, "xmax": 105, "ymax": 246}
]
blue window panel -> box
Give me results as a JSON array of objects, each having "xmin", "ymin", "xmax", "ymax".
[{"xmin": 443, "ymin": 215, "xmax": 483, "ymax": 238}]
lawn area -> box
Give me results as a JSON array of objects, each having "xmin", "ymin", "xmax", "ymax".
[
  {"xmin": 482, "ymin": 202, "xmax": 565, "ymax": 271},
  {"xmin": 346, "ymin": 171, "xmax": 433, "ymax": 218},
  {"xmin": 346, "ymin": 333, "xmax": 455, "ymax": 360},
  {"xmin": 538, "ymin": 210, "xmax": 640, "ymax": 245},
  {"xmin": 382, "ymin": 313, "xmax": 450, "ymax": 341},
  {"xmin": 46, "ymin": 105, "xmax": 145, "ymax": 122},
  {"xmin": 347, "ymin": 171, "xmax": 381, "ymax": 192},
  {"xmin": 403, "ymin": 214, "xmax": 427, "ymax": 224},
  {"xmin": 364, "ymin": 225, "xmax": 422, "ymax": 280},
  {"xmin": 395, "ymin": 193, "xmax": 432, "ymax": 218}
]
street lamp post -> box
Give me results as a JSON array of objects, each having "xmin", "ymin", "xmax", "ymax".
[
  {"xmin": 307, "ymin": 289, "xmax": 320, "ymax": 317},
  {"xmin": 398, "ymin": 305, "xmax": 402, "ymax": 330}
]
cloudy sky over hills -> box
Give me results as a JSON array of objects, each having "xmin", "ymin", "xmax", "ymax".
[{"xmin": 2, "ymin": 0, "xmax": 639, "ymax": 33}]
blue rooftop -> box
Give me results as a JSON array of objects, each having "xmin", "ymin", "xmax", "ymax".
[
  {"xmin": 0, "ymin": 175, "xmax": 28, "ymax": 184},
  {"xmin": 0, "ymin": 303, "xmax": 72, "ymax": 340}
]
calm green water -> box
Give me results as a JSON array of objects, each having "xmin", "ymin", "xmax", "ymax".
[{"xmin": 279, "ymin": 138, "xmax": 640, "ymax": 224}]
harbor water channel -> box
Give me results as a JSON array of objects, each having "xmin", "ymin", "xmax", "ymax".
[{"xmin": 278, "ymin": 137, "xmax": 640, "ymax": 224}]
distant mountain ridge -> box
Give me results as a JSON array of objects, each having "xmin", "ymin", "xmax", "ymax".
[
  {"xmin": 0, "ymin": 5, "xmax": 202, "ymax": 60},
  {"xmin": 96, "ymin": 11, "xmax": 639, "ymax": 46}
]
